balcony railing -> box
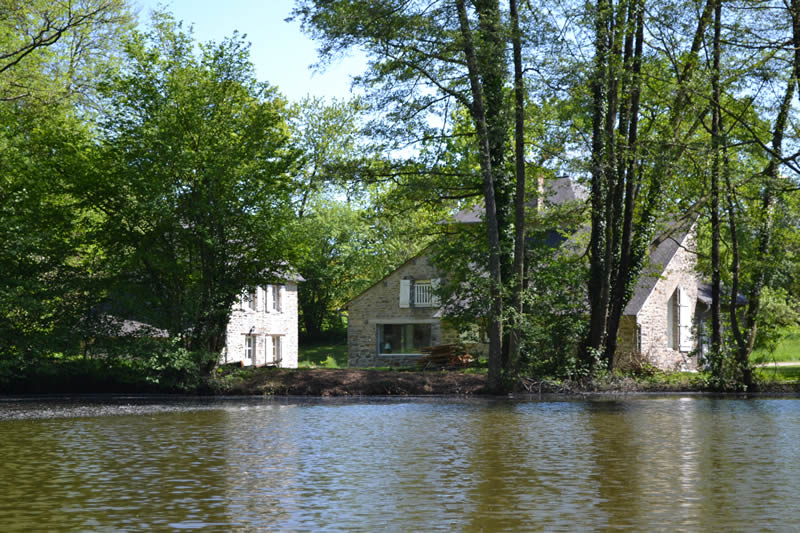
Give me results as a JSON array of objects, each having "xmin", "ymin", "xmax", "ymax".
[{"xmin": 414, "ymin": 282, "xmax": 433, "ymax": 307}]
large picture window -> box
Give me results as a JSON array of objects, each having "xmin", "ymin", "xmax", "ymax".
[{"xmin": 378, "ymin": 323, "xmax": 432, "ymax": 355}]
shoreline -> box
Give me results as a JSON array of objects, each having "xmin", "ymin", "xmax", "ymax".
[
  {"xmin": 2, "ymin": 367, "xmax": 799, "ymax": 397},
  {"xmin": 207, "ymin": 367, "xmax": 800, "ymax": 397}
]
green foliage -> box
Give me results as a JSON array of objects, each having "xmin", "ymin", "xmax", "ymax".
[
  {"xmin": 86, "ymin": 13, "xmax": 298, "ymax": 353},
  {"xmin": 752, "ymin": 326, "xmax": 800, "ymax": 363},
  {"xmin": 289, "ymin": 96, "xmax": 373, "ymax": 209},
  {"xmin": 294, "ymin": 202, "xmax": 376, "ymax": 338},
  {"xmin": 288, "ymin": 95, "xmax": 439, "ymax": 340},
  {"xmin": 0, "ymin": 82, "xmax": 108, "ymax": 360},
  {"xmin": 0, "ymin": 0, "xmax": 132, "ymax": 105},
  {"xmin": 0, "ymin": 0, "xmax": 133, "ymax": 362},
  {"xmin": 134, "ymin": 341, "xmax": 219, "ymax": 391},
  {"xmin": 516, "ymin": 231, "xmax": 589, "ymax": 379},
  {"xmin": 703, "ymin": 347, "xmax": 750, "ymax": 392},
  {"xmin": 755, "ymin": 365, "xmax": 800, "ymax": 384}
]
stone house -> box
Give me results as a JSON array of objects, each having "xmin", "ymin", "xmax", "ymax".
[
  {"xmin": 347, "ymin": 179, "xmax": 707, "ymax": 371},
  {"xmin": 616, "ymin": 221, "xmax": 705, "ymax": 371},
  {"xmin": 222, "ymin": 279, "xmax": 300, "ymax": 368},
  {"xmin": 347, "ymin": 251, "xmax": 460, "ymax": 367}
]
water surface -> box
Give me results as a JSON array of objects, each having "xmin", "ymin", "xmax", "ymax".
[{"xmin": 1, "ymin": 395, "xmax": 798, "ymax": 531}]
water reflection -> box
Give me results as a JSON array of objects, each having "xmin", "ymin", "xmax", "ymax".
[{"xmin": 1, "ymin": 397, "xmax": 800, "ymax": 531}]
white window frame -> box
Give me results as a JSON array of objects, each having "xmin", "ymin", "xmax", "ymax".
[
  {"xmin": 245, "ymin": 334, "xmax": 256, "ymax": 361},
  {"xmin": 270, "ymin": 284, "xmax": 282, "ymax": 313},
  {"xmin": 667, "ymin": 287, "xmax": 693, "ymax": 352},
  {"xmin": 271, "ymin": 335, "xmax": 282, "ymax": 364},
  {"xmin": 678, "ymin": 287, "xmax": 692, "ymax": 352}
]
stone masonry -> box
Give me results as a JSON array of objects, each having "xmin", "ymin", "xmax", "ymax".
[
  {"xmin": 618, "ymin": 227, "xmax": 702, "ymax": 371},
  {"xmin": 348, "ymin": 253, "xmax": 458, "ymax": 367},
  {"xmin": 223, "ymin": 282, "xmax": 299, "ymax": 368}
]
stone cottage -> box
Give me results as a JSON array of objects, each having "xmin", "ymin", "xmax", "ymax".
[
  {"xmin": 222, "ymin": 279, "xmax": 300, "ymax": 368},
  {"xmin": 347, "ymin": 251, "xmax": 459, "ymax": 367},
  {"xmin": 616, "ymin": 221, "xmax": 705, "ymax": 370},
  {"xmin": 347, "ymin": 177, "xmax": 586, "ymax": 368},
  {"xmin": 347, "ymin": 178, "xmax": 706, "ymax": 371}
]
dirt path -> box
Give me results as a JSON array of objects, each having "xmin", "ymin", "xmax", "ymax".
[{"xmin": 217, "ymin": 368, "xmax": 489, "ymax": 396}]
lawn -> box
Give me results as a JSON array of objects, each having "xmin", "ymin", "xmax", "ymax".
[
  {"xmin": 755, "ymin": 365, "xmax": 800, "ymax": 383},
  {"xmin": 298, "ymin": 341, "xmax": 348, "ymax": 368},
  {"xmin": 751, "ymin": 327, "xmax": 800, "ymax": 364}
]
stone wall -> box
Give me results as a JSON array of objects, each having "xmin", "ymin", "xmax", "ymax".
[
  {"xmin": 348, "ymin": 253, "xmax": 452, "ymax": 367},
  {"xmin": 223, "ymin": 282, "xmax": 299, "ymax": 368},
  {"xmin": 619, "ymin": 232, "xmax": 700, "ymax": 371}
]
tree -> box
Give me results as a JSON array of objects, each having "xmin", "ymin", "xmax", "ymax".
[
  {"xmin": 289, "ymin": 96, "xmax": 371, "ymax": 215},
  {"xmin": 294, "ymin": 0, "xmax": 516, "ymax": 390},
  {"xmin": 85, "ymin": 13, "xmax": 297, "ymax": 356},
  {"xmin": 0, "ymin": 0, "xmax": 132, "ymax": 104},
  {"xmin": 0, "ymin": 0, "xmax": 133, "ymax": 360}
]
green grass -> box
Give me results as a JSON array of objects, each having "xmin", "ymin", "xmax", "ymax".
[
  {"xmin": 298, "ymin": 342, "xmax": 347, "ymax": 368},
  {"xmin": 755, "ymin": 365, "xmax": 800, "ymax": 383},
  {"xmin": 751, "ymin": 327, "xmax": 800, "ymax": 364}
]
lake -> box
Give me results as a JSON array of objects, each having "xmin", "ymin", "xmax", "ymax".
[{"xmin": 1, "ymin": 395, "xmax": 799, "ymax": 531}]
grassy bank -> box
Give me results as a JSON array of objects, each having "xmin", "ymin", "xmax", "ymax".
[
  {"xmin": 208, "ymin": 364, "xmax": 800, "ymax": 396},
  {"xmin": 752, "ymin": 327, "xmax": 800, "ymax": 364},
  {"xmin": 298, "ymin": 342, "xmax": 347, "ymax": 368},
  {"xmin": 4, "ymin": 342, "xmax": 800, "ymax": 396}
]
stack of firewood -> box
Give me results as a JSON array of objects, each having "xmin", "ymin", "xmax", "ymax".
[{"xmin": 417, "ymin": 344, "xmax": 474, "ymax": 369}]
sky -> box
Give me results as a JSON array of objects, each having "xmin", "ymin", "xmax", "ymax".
[{"xmin": 134, "ymin": 0, "xmax": 366, "ymax": 102}]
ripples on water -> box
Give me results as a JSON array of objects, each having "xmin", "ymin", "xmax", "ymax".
[{"xmin": 1, "ymin": 396, "xmax": 799, "ymax": 532}]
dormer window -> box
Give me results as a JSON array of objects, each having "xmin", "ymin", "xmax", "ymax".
[
  {"xmin": 399, "ymin": 279, "xmax": 440, "ymax": 308},
  {"xmin": 242, "ymin": 288, "xmax": 258, "ymax": 311}
]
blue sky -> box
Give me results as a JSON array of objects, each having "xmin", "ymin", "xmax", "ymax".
[{"xmin": 135, "ymin": 0, "xmax": 365, "ymax": 102}]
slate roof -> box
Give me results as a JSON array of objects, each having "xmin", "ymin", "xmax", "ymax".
[
  {"xmin": 696, "ymin": 283, "xmax": 748, "ymax": 308},
  {"xmin": 623, "ymin": 219, "xmax": 694, "ymax": 316},
  {"xmin": 449, "ymin": 177, "xmax": 587, "ymax": 223}
]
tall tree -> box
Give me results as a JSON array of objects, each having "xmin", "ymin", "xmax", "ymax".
[
  {"xmin": 709, "ymin": 0, "xmax": 723, "ymax": 355},
  {"xmin": 584, "ymin": 0, "xmax": 647, "ymax": 370},
  {"xmin": 0, "ymin": 0, "xmax": 131, "ymax": 104},
  {"xmin": 294, "ymin": 0, "xmax": 513, "ymax": 390},
  {"xmin": 582, "ymin": 0, "xmax": 719, "ymax": 370},
  {"xmin": 0, "ymin": 0, "xmax": 132, "ymax": 359},
  {"xmin": 507, "ymin": 0, "xmax": 527, "ymax": 375},
  {"xmin": 86, "ymin": 14, "xmax": 297, "ymax": 355}
]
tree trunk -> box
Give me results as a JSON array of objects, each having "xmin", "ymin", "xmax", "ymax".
[
  {"xmin": 586, "ymin": 0, "xmax": 613, "ymax": 366},
  {"xmin": 507, "ymin": 0, "xmax": 526, "ymax": 377},
  {"xmin": 710, "ymin": 0, "xmax": 723, "ymax": 355},
  {"xmin": 604, "ymin": 0, "xmax": 644, "ymax": 368},
  {"xmin": 729, "ymin": 78, "xmax": 793, "ymax": 389},
  {"xmin": 456, "ymin": 0, "xmax": 505, "ymax": 392}
]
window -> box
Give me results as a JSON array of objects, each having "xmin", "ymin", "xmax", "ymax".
[
  {"xmin": 667, "ymin": 287, "xmax": 692, "ymax": 352},
  {"xmin": 271, "ymin": 335, "xmax": 282, "ymax": 363},
  {"xmin": 245, "ymin": 335, "xmax": 256, "ymax": 361},
  {"xmin": 243, "ymin": 288, "xmax": 257, "ymax": 311},
  {"xmin": 399, "ymin": 279, "xmax": 440, "ymax": 308},
  {"xmin": 378, "ymin": 323, "xmax": 432, "ymax": 355},
  {"xmin": 271, "ymin": 284, "xmax": 282, "ymax": 313}
]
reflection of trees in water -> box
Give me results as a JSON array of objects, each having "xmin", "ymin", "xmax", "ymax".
[
  {"xmin": 463, "ymin": 401, "xmax": 606, "ymax": 531},
  {"xmin": 584, "ymin": 401, "xmax": 645, "ymax": 529},
  {"xmin": 694, "ymin": 398, "xmax": 792, "ymax": 530},
  {"xmin": 6, "ymin": 399, "xmax": 800, "ymax": 530},
  {"xmin": 0, "ymin": 408, "xmax": 233, "ymax": 531},
  {"xmin": 221, "ymin": 404, "xmax": 303, "ymax": 529}
]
